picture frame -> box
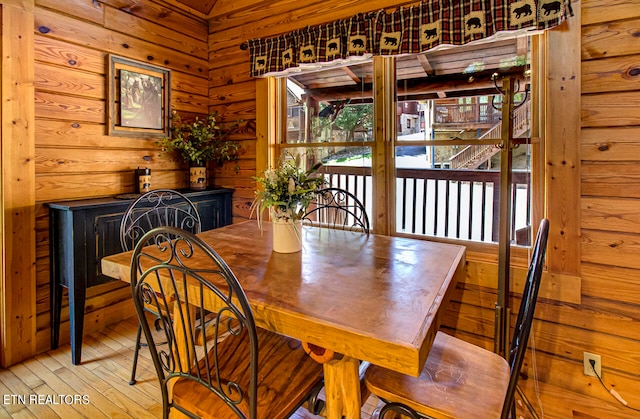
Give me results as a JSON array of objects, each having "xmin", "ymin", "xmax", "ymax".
[{"xmin": 107, "ymin": 55, "xmax": 171, "ymax": 137}]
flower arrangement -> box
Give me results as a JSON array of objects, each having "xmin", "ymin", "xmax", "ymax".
[
  {"xmin": 158, "ymin": 111, "xmax": 240, "ymax": 168},
  {"xmin": 251, "ymin": 156, "xmax": 326, "ymax": 225}
]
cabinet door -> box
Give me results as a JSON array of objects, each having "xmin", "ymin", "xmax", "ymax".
[
  {"xmin": 183, "ymin": 189, "xmax": 233, "ymax": 231},
  {"xmin": 196, "ymin": 198, "xmax": 225, "ymax": 231},
  {"xmin": 92, "ymin": 212, "xmax": 125, "ymax": 286}
]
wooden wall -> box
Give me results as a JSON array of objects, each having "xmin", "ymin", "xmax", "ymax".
[
  {"xmin": 574, "ymin": 0, "xmax": 640, "ymax": 414},
  {"xmin": 31, "ymin": 0, "xmax": 220, "ymax": 355},
  {"xmin": 1, "ymin": 0, "xmax": 638, "ymax": 415},
  {"xmin": 1, "ymin": 0, "xmax": 37, "ymax": 367},
  {"xmin": 206, "ymin": 0, "xmax": 426, "ymax": 220},
  {"xmin": 208, "ymin": 0, "xmax": 640, "ymax": 417}
]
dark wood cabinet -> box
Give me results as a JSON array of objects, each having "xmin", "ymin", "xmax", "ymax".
[{"xmin": 47, "ymin": 188, "xmax": 234, "ymax": 365}]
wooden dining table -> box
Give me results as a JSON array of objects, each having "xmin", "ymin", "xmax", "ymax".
[{"xmin": 101, "ymin": 220, "xmax": 466, "ymax": 419}]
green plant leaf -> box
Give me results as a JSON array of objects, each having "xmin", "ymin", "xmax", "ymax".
[{"xmin": 158, "ymin": 111, "xmax": 241, "ymax": 169}]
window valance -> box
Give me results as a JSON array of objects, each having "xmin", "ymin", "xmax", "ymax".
[{"xmin": 247, "ymin": 0, "xmax": 572, "ymax": 77}]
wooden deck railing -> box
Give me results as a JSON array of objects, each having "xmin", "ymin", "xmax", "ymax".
[
  {"xmin": 448, "ymin": 142, "xmax": 499, "ymax": 169},
  {"xmin": 434, "ymin": 103, "xmax": 502, "ymax": 125},
  {"xmin": 449, "ymin": 100, "xmax": 531, "ymax": 169},
  {"xmin": 320, "ymin": 165, "xmax": 531, "ymax": 243}
]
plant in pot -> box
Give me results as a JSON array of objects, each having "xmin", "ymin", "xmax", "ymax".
[
  {"xmin": 158, "ymin": 111, "xmax": 240, "ymax": 190},
  {"xmin": 250, "ymin": 155, "xmax": 325, "ymax": 253}
]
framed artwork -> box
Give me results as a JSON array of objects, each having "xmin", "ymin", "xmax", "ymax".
[{"xmin": 108, "ymin": 55, "xmax": 171, "ymax": 137}]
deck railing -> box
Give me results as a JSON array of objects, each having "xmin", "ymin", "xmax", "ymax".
[
  {"xmin": 320, "ymin": 165, "xmax": 530, "ymax": 243},
  {"xmin": 449, "ymin": 100, "xmax": 531, "ymax": 169},
  {"xmin": 434, "ymin": 103, "xmax": 502, "ymax": 125}
]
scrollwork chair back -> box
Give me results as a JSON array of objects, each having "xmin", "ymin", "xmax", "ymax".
[
  {"xmin": 119, "ymin": 189, "xmax": 201, "ymax": 385},
  {"xmin": 120, "ymin": 189, "xmax": 201, "ymax": 252},
  {"xmin": 130, "ymin": 226, "xmax": 324, "ymax": 418},
  {"xmin": 302, "ymin": 187, "xmax": 370, "ymax": 233}
]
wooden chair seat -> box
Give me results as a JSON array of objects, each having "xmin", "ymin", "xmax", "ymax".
[
  {"xmin": 365, "ymin": 219, "xmax": 549, "ymax": 419},
  {"xmin": 173, "ymin": 327, "xmax": 324, "ymax": 419},
  {"xmin": 365, "ymin": 331, "xmax": 510, "ymax": 419},
  {"xmin": 131, "ymin": 227, "xmax": 325, "ymax": 418}
]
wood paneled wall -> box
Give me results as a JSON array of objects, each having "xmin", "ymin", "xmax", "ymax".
[
  {"xmin": 1, "ymin": 0, "xmax": 638, "ymax": 415},
  {"xmin": 208, "ymin": 0, "xmax": 640, "ymax": 417},
  {"xmin": 573, "ymin": 0, "xmax": 640, "ymax": 415},
  {"xmin": 1, "ymin": 0, "xmax": 37, "ymax": 367},
  {"xmin": 31, "ymin": 0, "xmax": 215, "ymax": 355},
  {"xmin": 206, "ymin": 0, "xmax": 422, "ymax": 221}
]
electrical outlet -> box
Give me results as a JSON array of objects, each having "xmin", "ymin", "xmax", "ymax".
[{"xmin": 583, "ymin": 352, "xmax": 601, "ymax": 377}]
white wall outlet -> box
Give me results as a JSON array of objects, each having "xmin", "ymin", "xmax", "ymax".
[{"xmin": 583, "ymin": 352, "xmax": 601, "ymax": 377}]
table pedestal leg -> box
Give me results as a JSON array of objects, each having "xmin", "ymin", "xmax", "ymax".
[{"xmin": 323, "ymin": 355, "xmax": 361, "ymax": 419}]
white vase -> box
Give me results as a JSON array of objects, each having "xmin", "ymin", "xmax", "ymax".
[{"xmin": 272, "ymin": 218, "xmax": 302, "ymax": 253}]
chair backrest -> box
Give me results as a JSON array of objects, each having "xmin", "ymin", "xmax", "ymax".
[
  {"xmin": 130, "ymin": 226, "xmax": 259, "ymax": 418},
  {"xmin": 120, "ymin": 189, "xmax": 201, "ymax": 251},
  {"xmin": 302, "ymin": 187, "xmax": 370, "ymax": 233},
  {"xmin": 501, "ymin": 218, "xmax": 549, "ymax": 418}
]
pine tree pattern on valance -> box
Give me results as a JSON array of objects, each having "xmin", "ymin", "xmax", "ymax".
[{"xmin": 247, "ymin": 0, "xmax": 572, "ymax": 77}]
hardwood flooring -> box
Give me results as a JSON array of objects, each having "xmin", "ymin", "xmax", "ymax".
[{"xmin": 0, "ymin": 316, "xmax": 381, "ymax": 418}]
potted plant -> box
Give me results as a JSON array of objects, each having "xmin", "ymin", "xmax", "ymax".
[
  {"xmin": 158, "ymin": 110, "xmax": 240, "ymax": 190},
  {"xmin": 251, "ymin": 155, "xmax": 325, "ymax": 253}
]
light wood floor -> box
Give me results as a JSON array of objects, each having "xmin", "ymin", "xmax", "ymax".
[{"xmin": 0, "ymin": 316, "xmax": 381, "ymax": 418}]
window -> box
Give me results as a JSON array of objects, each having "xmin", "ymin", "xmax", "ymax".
[
  {"xmin": 278, "ymin": 62, "xmax": 374, "ymax": 218},
  {"xmin": 266, "ymin": 34, "xmax": 541, "ymax": 249},
  {"xmin": 395, "ymin": 93, "xmax": 532, "ymax": 243}
]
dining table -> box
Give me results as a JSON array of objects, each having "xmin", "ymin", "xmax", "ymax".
[{"xmin": 101, "ymin": 220, "xmax": 466, "ymax": 419}]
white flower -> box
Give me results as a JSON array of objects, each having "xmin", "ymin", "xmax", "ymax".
[
  {"xmin": 266, "ymin": 169, "xmax": 277, "ymax": 183},
  {"xmin": 250, "ymin": 157, "xmax": 325, "ymax": 228}
]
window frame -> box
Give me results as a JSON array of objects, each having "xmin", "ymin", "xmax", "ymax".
[
  {"xmin": 256, "ymin": 36, "xmax": 546, "ymax": 261},
  {"xmin": 255, "ymin": 13, "xmax": 584, "ymax": 306}
]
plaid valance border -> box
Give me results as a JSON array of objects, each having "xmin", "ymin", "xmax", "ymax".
[{"xmin": 247, "ymin": 0, "xmax": 572, "ymax": 77}]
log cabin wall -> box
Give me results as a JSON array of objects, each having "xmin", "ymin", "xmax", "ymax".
[
  {"xmin": 1, "ymin": 0, "xmax": 37, "ymax": 367},
  {"xmin": 30, "ymin": 0, "xmax": 217, "ymax": 355},
  {"xmin": 208, "ymin": 0, "xmax": 640, "ymax": 417},
  {"xmin": 577, "ymin": 0, "xmax": 640, "ymax": 415},
  {"xmin": 0, "ymin": 0, "xmax": 638, "ymax": 416}
]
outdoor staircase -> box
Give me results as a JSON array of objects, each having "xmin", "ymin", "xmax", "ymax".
[{"xmin": 449, "ymin": 100, "xmax": 530, "ymax": 169}]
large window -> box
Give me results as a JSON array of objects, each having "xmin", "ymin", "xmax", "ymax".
[
  {"xmin": 278, "ymin": 62, "xmax": 374, "ymax": 218},
  {"xmin": 394, "ymin": 96, "xmax": 532, "ymax": 243},
  {"xmin": 271, "ymin": 34, "xmax": 540, "ymax": 248}
]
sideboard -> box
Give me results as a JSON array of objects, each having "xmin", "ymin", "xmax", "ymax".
[{"xmin": 47, "ymin": 188, "xmax": 234, "ymax": 365}]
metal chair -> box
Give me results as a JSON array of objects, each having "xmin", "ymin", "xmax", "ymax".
[
  {"xmin": 120, "ymin": 189, "xmax": 201, "ymax": 252},
  {"xmin": 365, "ymin": 218, "xmax": 550, "ymax": 419},
  {"xmin": 302, "ymin": 187, "xmax": 370, "ymax": 233},
  {"xmin": 120, "ymin": 189, "xmax": 201, "ymax": 385},
  {"xmin": 130, "ymin": 226, "xmax": 325, "ymax": 419}
]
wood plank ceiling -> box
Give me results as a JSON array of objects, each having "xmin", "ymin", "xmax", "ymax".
[
  {"xmin": 290, "ymin": 38, "xmax": 528, "ymax": 103},
  {"xmin": 175, "ymin": 0, "xmax": 217, "ymax": 15}
]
